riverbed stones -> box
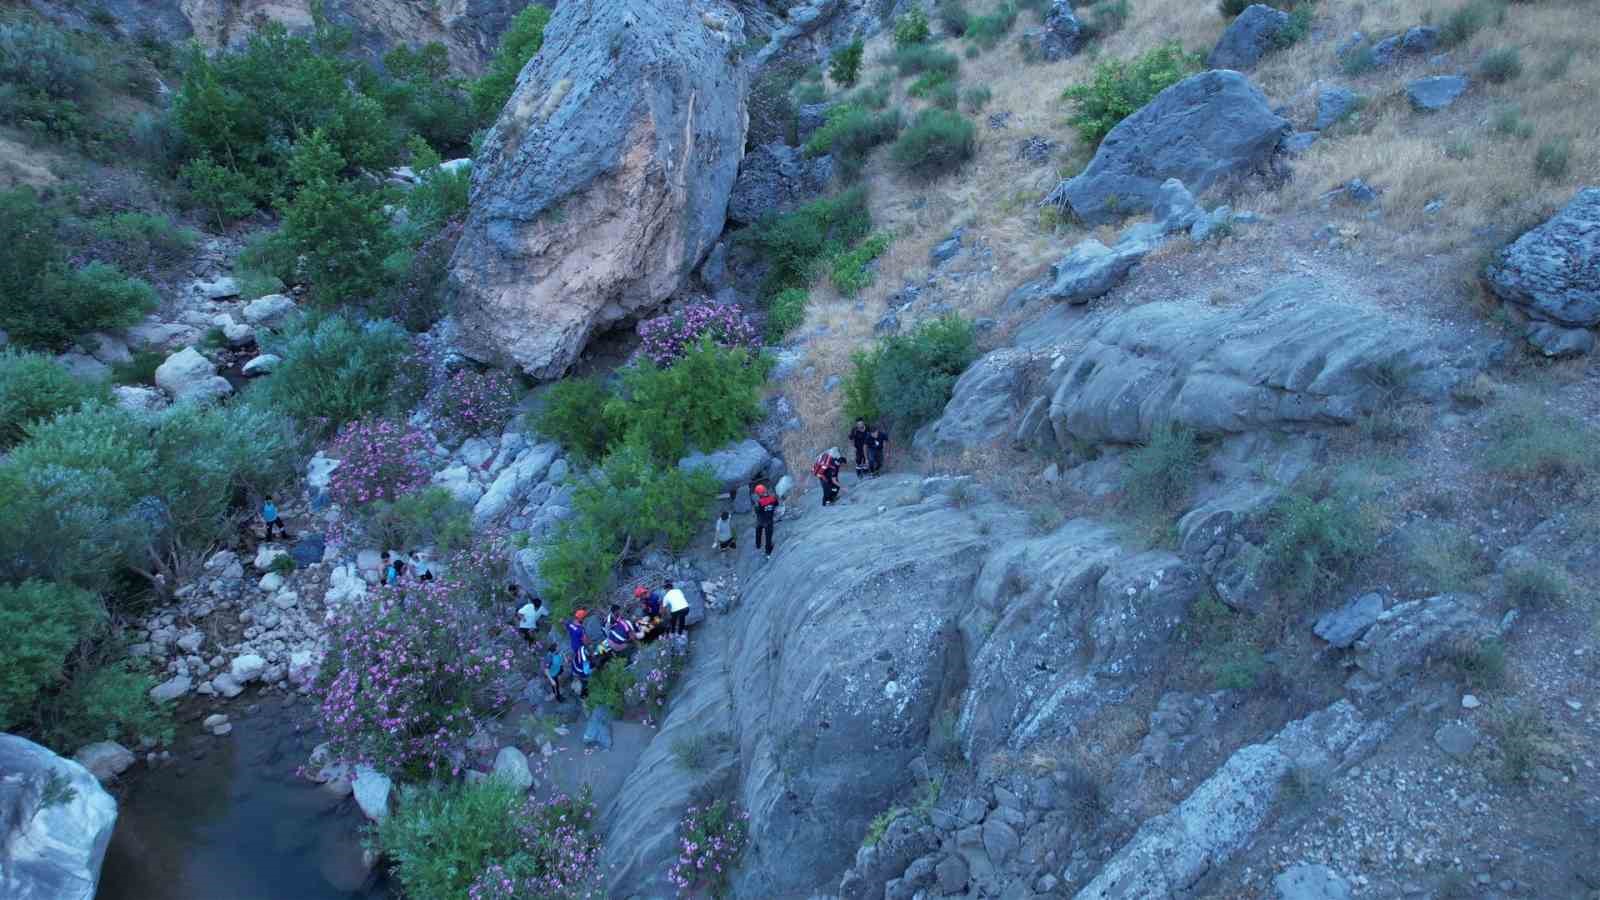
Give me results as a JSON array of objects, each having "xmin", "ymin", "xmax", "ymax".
[
  {"xmin": 230, "ymin": 654, "xmax": 266, "ymax": 683},
  {"xmin": 72, "ymin": 741, "xmax": 135, "ymax": 783},
  {"xmin": 1275, "ymin": 863, "xmax": 1353, "ymax": 900},
  {"xmin": 149, "ymin": 674, "xmax": 192, "ymax": 703},
  {"xmin": 154, "ymin": 347, "xmax": 232, "ymax": 404},
  {"xmin": 352, "ymin": 766, "xmax": 392, "ymax": 821},
  {"xmin": 241, "ymin": 294, "xmax": 296, "ymax": 327}
]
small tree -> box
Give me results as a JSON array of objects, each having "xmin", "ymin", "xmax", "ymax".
[
  {"xmin": 829, "ymin": 39, "xmax": 865, "ymax": 87},
  {"xmin": 0, "ymin": 581, "xmax": 101, "ymax": 731}
]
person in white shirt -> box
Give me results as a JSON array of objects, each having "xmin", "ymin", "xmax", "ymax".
[
  {"xmin": 663, "ymin": 581, "xmax": 690, "ymax": 635},
  {"xmin": 515, "ymin": 593, "xmax": 548, "ymax": 646}
]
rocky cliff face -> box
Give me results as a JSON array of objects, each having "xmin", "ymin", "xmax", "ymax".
[
  {"xmin": 447, "ymin": 0, "xmax": 751, "ymax": 379},
  {"xmin": 0, "ymin": 733, "xmax": 119, "ymax": 900}
]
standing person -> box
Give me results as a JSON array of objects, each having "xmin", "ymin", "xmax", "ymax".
[
  {"xmin": 380, "ymin": 552, "xmax": 399, "ymax": 586},
  {"xmin": 813, "ymin": 448, "xmax": 844, "ymax": 507},
  {"xmin": 663, "ymin": 581, "xmax": 690, "ymax": 635},
  {"xmin": 516, "ymin": 594, "xmax": 548, "ymax": 646},
  {"xmin": 867, "ymin": 424, "xmax": 890, "ymax": 477},
  {"xmin": 566, "ymin": 609, "xmax": 588, "ymax": 657},
  {"xmin": 849, "ymin": 419, "xmax": 871, "ymax": 481},
  {"xmin": 543, "ymin": 642, "xmax": 565, "ymax": 702},
  {"xmin": 261, "ymin": 494, "xmax": 286, "ymax": 540},
  {"xmin": 713, "ymin": 510, "xmax": 736, "ymax": 552},
  {"xmin": 753, "ymin": 484, "xmax": 778, "ymax": 559},
  {"xmin": 572, "ymin": 643, "xmax": 592, "ymax": 699}
]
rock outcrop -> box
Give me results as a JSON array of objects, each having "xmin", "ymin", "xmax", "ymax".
[
  {"xmin": 1484, "ymin": 187, "xmax": 1600, "ymax": 356},
  {"xmin": 1045, "ymin": 70, "xmax": 1288, "ymax": 225},
  {"xmin": 726, "ymin": 142, "xmax": 835, "ymax": 226},
  {"xmin": 0, "ymin": 733, "xmax": 118, "ymax": 900},
  {"xmin": 1207, "ymin": 4, "xmax": 1290, "ymax": 71},
  {"xmin": 448, "ymin": 0, "xmax": 750, "ymax": 379}
]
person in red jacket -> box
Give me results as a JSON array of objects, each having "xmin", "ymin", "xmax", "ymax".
[{"xmin": 753, "ymin": 483, "xmax": 779, "ymax": 558}]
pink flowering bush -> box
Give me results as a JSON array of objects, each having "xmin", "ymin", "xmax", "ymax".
[
  {"xmin": 318, "ymin": 571, "xmax": 516, "ymax": 779},
  {"xmin": 463, "ymin": 791, "xmax": 606, "ymax": 900},
  {"xmin": 429, "ymin": 367, "xmax": 519, "ymax": 440},
  {"xmin": 326, "ymin": 417, "xmax": 432, "ymax": 509},
  {"xmin": 637, "ymin": 301, "xmax": 761, "ymax": 366},
  {"xmin": 667, "ymin": 797, "xmax": 750, "ymax": 897},
  {"xmin": 624, "ymin": 633, "xmax": 691, "ymax": 716}
]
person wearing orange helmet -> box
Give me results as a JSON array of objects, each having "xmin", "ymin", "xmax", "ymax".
[
  {"xmin": 635, "ymin": 584, "xmax": 663, "ymax": 619},
  {"xmin": 566, "ymin": 608, "xmax": 588, "ymax": 657},
  {"xmin": 753, "ymin": 483, "xmax": 779, "ymax": 558}
]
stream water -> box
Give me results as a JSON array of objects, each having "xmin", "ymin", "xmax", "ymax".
[{"xmin": 98, "ymin": 698, "xmax": 391, "ymax": 900}]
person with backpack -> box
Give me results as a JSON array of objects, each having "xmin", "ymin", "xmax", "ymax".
[
  {"xmin": 712, "ymin": 510, "xmax": 736, "ymax": 552},
  {"xmin": 753, "ymin": 484, "xmax": 778, "ymax": 558},
  {"xmin": 261, "ymin": 494, "xmax": 286, "ymax": 540},
  {"xmin": 849, "ymin": 419, "xmax": 871, "ymax": 481},
  {"xmin": 663, "ymin": 581, "xmax": 690, "ymax": 635},
  {"xmin": 543, "ymin": 642, "xmax": 565, "ymax": 702},
  {"xmin": 867, "ymin": 424, "xmax": 890, "ymax": 476},
  {"xmin": 572, "ymin": 643, "xmax": 593, "ymax": 699},
  {"xmin": 813, "ymin": 448, "xmax": 844, "ymax": 507}
]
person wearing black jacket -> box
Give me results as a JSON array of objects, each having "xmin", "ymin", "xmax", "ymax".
[
  {"xmin": 753, "ymin": 483, "xmax": 778, "ymax": 558},
  {"xmin": 867, "ymin": 425, "xmax": 890, "ymax": 476},
  {"xmin": 849, "ymin": 418, "xmax": 871, "ymax": 481}
]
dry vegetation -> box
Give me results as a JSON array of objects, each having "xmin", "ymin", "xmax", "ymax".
[{"xmin": 775, "ymin": 0, "xmax": 1597, "ymax": 473}]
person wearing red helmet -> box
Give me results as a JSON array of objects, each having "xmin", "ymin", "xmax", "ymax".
[
  {"xmin": 635, "ymin": 584, "xmax": 663, "ymax": 619},
  {"xmin": 753, "ymin": 482, "xmax": 779, "ymax": 558}
]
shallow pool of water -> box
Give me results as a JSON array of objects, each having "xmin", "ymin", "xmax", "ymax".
[{"xmin": 98, "ymin": 699, "xmax": 390, "ymax": 900}]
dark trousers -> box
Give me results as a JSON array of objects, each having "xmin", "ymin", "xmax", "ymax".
[
  {"xmin": 545, "ymin": 673, "xmax": 563, "ymax": 702},
  {"xmin": 755, "ymin": 521, "xmax": 774, "ymax": 555},
  {"xmin": 264, "ymin": 518, "xmax": 285, "ymax": 539},
  {"xmin": 822, "ymin": 479, "xmax": 840, "ymax": 505},
  {"xmin": 670, "ymin": 609, "xmax": 688, "ymax": 634},
  {"xmin": 867, "ymin": 449, "xmax": 883, "ymax": 475}
]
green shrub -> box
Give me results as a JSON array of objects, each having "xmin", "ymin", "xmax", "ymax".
[
  {"xmin": 1209, "ymin": 645, "xmax": 1266, "ymax": 691},
  {"xmin": 535, "ymin": 376, "xmax": 615, "ymax": 463},
  {"xmin": 740, "ymin": 187, "xmax": 873, "ymax": 296},
  {"xmin": 929, "ymin": 80, "xmax": 960, "ymax": 110},
  {"xmin": 890, "ymin": 108, "xmax": 977, "ymax": 179},
  {"xmin": 359, "ymin": 487, "xmax": 474, "ymax": 555},
  {"xmin": 794, "ymin": 81, "xmax": 828, "ymax": 105},
  {"xmin": 803, "ymin": 105, "xmax": 902, "ymax": 178},
  {"xmin": 111, "ymin": 349, "xmax": 164, "ymax": 386},
  {"xmin": 1218, "ymin": 0, "xmax": 1250, "ymax": 15},
  {"xmin": 1482, "ymin": 400, "xmax": 1597, "ymax": 479},
  {"xmin": 829, "ymin": 39, "xmax": 865, "ymax": 87},
  {"xmin": 470, "ymin": 4, "xmax": 552, "ymax": 124},
  {"xmin": 1081, "ymin": 0, "xmax": 1132, "ymax": 39},
  {"xmin": 1405, "ymin": 523, "xmax": 1485, "ymax": 593},
  {"xmin": 1502, "ymin": 560, "xmax": 1571, "ymax": 610},
  {"xmin": 766, "ymin": 288, "xmax": 810, "ymax": 343},
  {"xmin": 378, "ymin": 42, "xmax": 474, "ymax": 156},
  {"xmin": 1439, "ymin": 2, "xmax": 1489, "ymax": 48},
  {"xmin": 586, "ymin": 662, "xmax": 635, "ymax": 717},
  {"xmin": 1534, "ymin": 138, "xmax": 1570, "ymax": 180},
  {"xmin": 1121, "ymin": 425, "xmax": 1203, "ymax": 514},
  {"xmin": 397, "ymin": 138, "xmax": 471, "ymax": 241},
  {"xmin": 605, "ymin": 338, "xmax": 771, "ymax": 465},
  {"xmin": 852, "ymin": 80, "xmax": 894, "ymax": 110},
  {"xmin": 180, "ymin": 156, "xmax": 260, "ymax": 228},
  {"xmin": 538, "ymin": 524, "xmax": 621, "ymax": 619},
  {"xmin": 962, "ymin": 84, "xmax": 993, "ymax": 112},
  {"xmin": 894, "ymin": 8, "xmax": 932, "ymax": 46},
  {"xmin": 1273, "ymin": 4, "xmax": 1315, "ymax": 48},
  {"xmin": 908, "ymin": 70, "xmax": 955, "ymax": 99},
  {"xmin": 829, "ymin": 233, "xmax": 891, "ymax": 296},
  {"xmin": 1446, "ymin": 637, "xmax": 1506, "ymax": 692},
  {"xmin": 967, "ymin": 3, "xmax": 1021, "ymax": 47},
  {"xmin": 892, "ymin": 44, "xmax": 961, "ymax": 79},
  {"xmin": 0, "ymin": 581, "xmax": 101, "ymax": 731},
  {"xmin": 1258, "ymin": 490, "xmax": 1377, "ymax": 606},
  {"xmin": 1478, "ymin": 47, "xmax": 1523, "ymax": 83},
  {"xmin": 1491, "ymin": 106, "xmax": 1534, "ymax": 139},
  {"xmin": 254, "ymin": 313, "xmax": 421, "ymax": 437},
  {"xmin": 0, "ymin": 21, "xmax": 116, "ymax": 151},
  {"xmin": 88, "ymin": 212, "xmax": 199, "ymax": 272},
  {"xmin": 274, "ymin": 132, "xmax": 401, "ymax": 308},
  {"xmin": 1340, "ymin": 43, "xmax": 1377, "ymax": 76},
  {"xmin": 846, "ymin": 315, "xmax": 978, "ymax": 430},
  {"xmin": 938, "ymin": 0, "xmax": 972, "ymax": 35},
  {"xmin": 1063, "ymin": 41, "xmax": 1201, "ymax": 145},
  {"xmin": 0, "ymin": 351, "xmax": 108, "ymax": 448},
  {"xmin": 38, "ymin": 657, "xmax": 172, "ymax": 749}
]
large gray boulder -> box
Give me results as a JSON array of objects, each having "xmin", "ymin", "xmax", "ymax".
[
  {"xmin": 448, "ymin": 0, "xmax": 751, "ymax": 379},
  {"xmin": 1353, "ymin": 595, "xmax": 1495, "ymax": 682},
  {"xmin": 473, "ymin": 442, "xmax": 560, "ymax": 525},
  {"xmin": 0, "ymin": 733, "xmax": 118, "ymax": 900},
  {"xmin": 1484, "ymin": 188, "xmax": 1600, "ymax": 332},
  {"xmin": 1003, "ymin": 233, "xmax": 1156, "ymax": 310},
  {"xmin": 1207, "ymin": 4, "xmax": 1290, "ymax": 71},
  {"xmin": 1405, "ymin": 75, "xmax": 1469, "ymax": 111},
  {"xmin": 1046, "ymin": 70, "xmax": 1289, "ymax": 225},
  {"xmin": 1314, "ymin": 86, "xmax": 1362, "ymax": 130},
  {"xmin": 677, "ymin": 438, "xmax": 772, "ymax": 489},
  {"xmin": 1021, "ymin": 0, "xmax": 1084, "ymax": 62},
  {"xmin": 913, "ymin": 350, "xmax": 1026, "ymax": 454},
  {"xmin": 726, "ymin": 142, "xmax": 834, "ymax": 226}
]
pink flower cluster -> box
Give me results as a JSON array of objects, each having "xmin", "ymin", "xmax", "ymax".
[
  {"xmin": 429, "ymin": 368, "xmax": 518, "ymax": 439},
  {"xmin": 318, "ymin": 570, "xmax": 516, "ymax": 778},
  {"xmin": 624, "ymin": 633, "xmax": 690, "ymax": 715},
  {"xmin": 637, "ymin": 301, "xmax": 761, "ymax": 367},
  {"xmin": 326, "ymin": 418, "xmax": 432, "ymax": 510},
  {"xmin": 465, "ymin": 792, "xmax": 606, "ymax": 900},
  {"xmin": 667, "ymin": 798, "xmax": 750, "ymax": 896}
]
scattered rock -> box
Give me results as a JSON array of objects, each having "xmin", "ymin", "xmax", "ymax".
[
  {"xmin": 1315, "ymin": 86, "xmax": 1362, "ymax": 130},
  {"xmin": 253, "ymin": 546, "xmax": 288, "ymax": 572},
  {"xmin": 1434, "ymin": 721, "xmax": 1480, "ymax": 758},
  {"xmin": 1485, "ymin": 188, "xmax": 1600, "ymax": 340},
  {"xmin": 936, "ymin": 854, "xmax": 970, "ymax": 894},
  {"xmin": 211, "ymin": 673, "xmax": 244, "ymax": 699},
  {"xmin": 1314, "ymin": 593, "xmax": 1384, "ymax": 649},
  {"xmin": 258, "ymin": 572, "xmax": 284, "ymax": 593},
  {"xmin": 1406, "ymin": 75, "xmax": 1469, "ymax": 111},
  {"xmin": 149, "ymin": 674, "xmax": 191, "ymax": 703},
  {"xmin": 1152, "ymin": 178, "xmax": 1202, "ymax": 233},
  {"xmin": 1274, "ymin": 863, "xmax": 1353, "ymax": 900},
  {"xmin": 195, "ymin": 277, "xmax": 239, "ymax": 300},
  {"xmin": 240, "ymin": 353, "xmax": 280, "ymax": 377},
  {"xmin": 492, "ymin": 746, "xmax": 534, "ymax": 791},
  {"xmin": 202, "ymin": 714, "xmax": 228, "ymax": 729},
  {"xmin": 230, "ymin": 654, "xmax": 267, "ymax": 683},
  {"xmin": 1207, "ymin": 4, "xmax": 1290, "ymax": 71},
  {"xmin": 1021, "ymin": 0, "xmax": 1083, "ymax": 62},
  {"xmin": 582, "ymin": 707, "xmax": 613, "ymax": 750},
  {"xmin": 930, "ymin": 231, "xmax": 963, "ymax": 264},
  {"xmin": 726, "ymin": 142, "xmax": 834, "ymax": 226},
  {"xmin": 1282, "ymin": 131, "xmax": 1320, "ymax": 155},
  {"xmin": 111, "ymin": 385, "xmax": 167, "ymax": 412},
  {"xmin": 982, "ymin": 818, "xmax": 1020, "ymax": 864},
  {"xmin": 240, "ymin": 294, "xmax": 296, "ymax": 328},
  {"xmin": 72, "ymin": 741, "xmax": 135, "ymax": 783},
  {"xmin": 677, "ymin": 439, "xmax": 772, "ymax": 490},
  {"xmin": 154, "ymin": 347, "xmax": 232, "ymax": 404},
  {"xmin": 56, "ymin": 352, "xmax": 111, "ymax": 382},
  {"xmin": 1355, "ymin": 595, "xmax": 1495, "ymax": 682},
  {"xmin": 1461, "ymin": 694, "xmax": 1481, "ymax": 709},
  {"xmin": 352, "ymin": 766, "xmax": 392, "ymax": 821}
]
